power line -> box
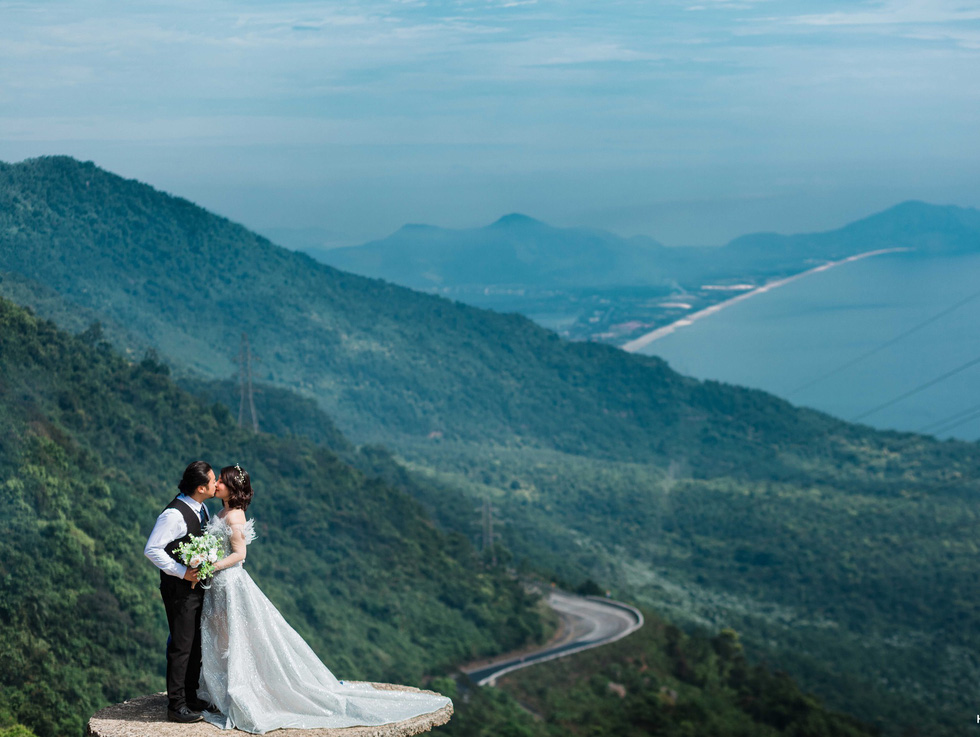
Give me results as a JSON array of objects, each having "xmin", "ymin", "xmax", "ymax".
[
  {"xmin": 478, "ymin": 497, "xmax": 501, "ymax": 566},
  {"xmin": 851, "ymin": 354, "xmax": 980, "ymax": 422},
  {"xmin": 917, "ymin": 400, "xmax": 980, "ymax": 433},
  {"xmin": 926, "ymin": 407, "xmax": 980, "ymax": 437},
  {"xmin": 788, "ymin": 287, "xmax": 980, "ymax": 397}
]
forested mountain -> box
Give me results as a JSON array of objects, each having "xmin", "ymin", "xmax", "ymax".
[
  {"xmin": 1, "ymin": 156, "xmax": 967, "ymax": 476},
  {"xmin": 0, "ymin": 297, "xmax": 543, "ymax": 737},
  {"xmin": 2, "ymin": 156, "xmax": 979, "ymax": 734}
]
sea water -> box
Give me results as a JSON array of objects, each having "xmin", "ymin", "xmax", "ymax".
[{"xmin": 636, "ymin": 251, "xmax": 980, "ymax": 441}]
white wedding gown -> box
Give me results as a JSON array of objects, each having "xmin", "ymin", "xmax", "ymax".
[{"xmin": 199, "ymin": 515, "xmax": 452, "ymax": 734}]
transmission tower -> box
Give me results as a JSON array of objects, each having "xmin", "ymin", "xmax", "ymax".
[
  {"xmin": 236, "ymin": 332, "xmax": 259, "ymax": 432},
  {"xmin": 481, "ymin": 497, "xmax": 497, "ymax": 567}
]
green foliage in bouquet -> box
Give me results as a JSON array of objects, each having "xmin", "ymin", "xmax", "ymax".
[{"xmin": 175, "ymin": 533, "xmax": 223, "ymax": 584}]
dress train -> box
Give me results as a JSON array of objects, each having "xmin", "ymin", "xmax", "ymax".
[{"xmin": 199, "ymin": 517, "xmax": 451, "ymax": 734}]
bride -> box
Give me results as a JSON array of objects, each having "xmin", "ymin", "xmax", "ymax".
[{"xmin": 198, "ymin": 464, "xmax": 452, "ymax": 734}]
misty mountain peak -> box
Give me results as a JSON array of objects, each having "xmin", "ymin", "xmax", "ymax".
[{"xmin": 489, "ymin": 213, "xmax": 545, "ymax": 229}]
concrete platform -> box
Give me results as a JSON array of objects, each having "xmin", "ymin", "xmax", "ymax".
[{"xmin": 87, "ymin": 684, "xmax": 452, "ymax": 737}]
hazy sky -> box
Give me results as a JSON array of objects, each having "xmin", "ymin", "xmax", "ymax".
[{"xmin": 2, "ymin": 0, "xmax": 979, "ymax": 247}]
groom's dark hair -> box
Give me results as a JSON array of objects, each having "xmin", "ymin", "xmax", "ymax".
[{"xmin": 178, "ymin": 461, "xmax": 213, "ymax": 495}]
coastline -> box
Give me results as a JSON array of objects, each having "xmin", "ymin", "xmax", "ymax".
[{"xmin": 620, "ymin": 248, "xmax": 910, "ymax": 353}]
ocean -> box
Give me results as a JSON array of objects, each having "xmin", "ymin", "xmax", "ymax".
[{"xmin": 635, "ymin": 250, "xmax": 980, "ymax": 441}]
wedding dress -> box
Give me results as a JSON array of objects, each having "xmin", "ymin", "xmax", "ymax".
[{"xmin": 199, "ymin": 515, "xmax": 452, "ymax": 734}]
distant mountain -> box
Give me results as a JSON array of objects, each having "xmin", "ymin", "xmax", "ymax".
[
  {"xmin": 316, "ymin": 200, "xmax": 980, "ymax": 290},
  {"xmin": 723, "ymin": 200, "xmax": 980, "ymax": 271},
  {"xmin": 319, "ymin": 213, "xmax": 673, "ymax": 289}
]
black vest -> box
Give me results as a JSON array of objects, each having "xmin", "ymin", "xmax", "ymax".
[{"xmin": 161, "ymin": 496, "xmax": 204, "ymax": 583}]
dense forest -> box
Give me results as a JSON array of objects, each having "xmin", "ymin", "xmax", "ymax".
[
  {"xmin": 441, "ymin": 612, "xmax": 881, "ymax": 737},
  {"xmin": 0, "ymin": 297, "xmax": 544, "ymax": 736},
  {"xmin": 2, "ymin": 156, "xmax": 979, "ymax": 734},
  {"xmin": 0, "ymin": 295, "xmax": 917, "ymax": 737},
  {"xmin": 400, "ymin": 436, "xmax": 979, "ymax": 734},
  {"xmin": 0, "ymin": 297, "xmax": 892, "ymax": 737}
]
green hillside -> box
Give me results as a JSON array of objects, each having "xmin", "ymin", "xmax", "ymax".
[
  {"xmin": 0, "ymin": 297, "xmax": 544, "ymax": 737},
  {"xmin": 0, "ymin": 157, "xmax": 849, "ymax": 462},
  {"xmin": 441, "ymin": 613, "xmax": 879, "ymax": 737},
  {"xmin": 2, "ymin": 157, "xmax": 969, "ymax": 477},
  {"xmin": 0, "ymin": 296, "xmax": 889, "ymax": 737},
  {"xmin": 2, "ymin": 156, "xmax": 980, "ymax": 734}
]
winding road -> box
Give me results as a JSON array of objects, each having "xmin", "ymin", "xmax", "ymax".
[{"xmin": 462, "ymin": 591, "xmax": 644, "ymax": 686}]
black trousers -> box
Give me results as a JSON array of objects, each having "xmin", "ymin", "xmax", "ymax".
[{"xmin": 160, "ymin": 575, "xmax": 205, "ymax": 710}]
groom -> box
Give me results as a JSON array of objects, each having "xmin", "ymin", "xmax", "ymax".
[{"xmin": 144, "ymin": 461, "xmax": 215, "ymax": 723}]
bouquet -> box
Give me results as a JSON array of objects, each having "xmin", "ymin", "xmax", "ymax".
[{"xmin": 176, "ymin": 533, "xmax": 224, "ymax": 586}]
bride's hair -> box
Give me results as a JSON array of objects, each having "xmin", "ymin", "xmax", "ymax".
[{"xmin": 220, "ymin": 465, "xmax": 254, "ymax": 511}]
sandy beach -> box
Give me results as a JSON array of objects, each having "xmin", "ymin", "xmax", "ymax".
[{"xmin": 621, "ymin": 248, "xmax": 909, "ymax": 353}]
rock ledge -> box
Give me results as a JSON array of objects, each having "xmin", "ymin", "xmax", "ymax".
[{"xmin": 87, "ymin": 684, "xmax": 452, "ymax": 737}]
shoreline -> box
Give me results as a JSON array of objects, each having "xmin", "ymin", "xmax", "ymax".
[{"xmin": 621, "ymin": 248, "xmax": 910, "ymax": 353}]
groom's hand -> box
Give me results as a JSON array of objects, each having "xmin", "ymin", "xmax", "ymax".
[{"xmin": 183, "ymin": 568, "xmax": 201, "ymax": 588}]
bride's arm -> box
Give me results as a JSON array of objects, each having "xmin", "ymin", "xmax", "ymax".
[{"xmin": 214, "ymin": 510, "xmax": 248, "ymax": 571}]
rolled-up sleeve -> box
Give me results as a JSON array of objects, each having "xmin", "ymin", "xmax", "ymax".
[{"xmin": 145, "ymin": 509, "xmax": 188, "ymax": 579}]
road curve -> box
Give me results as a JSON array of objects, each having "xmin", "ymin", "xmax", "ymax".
[{"xmin": 463, "ymin": 591, "xmax": 644, "ymax": 686}]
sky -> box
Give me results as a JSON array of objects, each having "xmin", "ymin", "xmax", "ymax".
[{"xmin": 2, "ymin": 0, "xmax": 979, "ymax": 247}]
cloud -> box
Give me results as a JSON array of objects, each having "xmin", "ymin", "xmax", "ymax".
[
  {"xmin": 786, "ymin": 0, "xmax": 980, "ymax": 28},
  {"xmin": 2, "ymin": 0, "xmax": 978, "ymax": 246}
]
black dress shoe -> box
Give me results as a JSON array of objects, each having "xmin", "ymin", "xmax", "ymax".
[
  {"xmin": 187, "ymin": 698, "xmax": 219, "ymax": 713},
  {"xmin": 167, "ymin": 705, "xmax": 203, "ymax": 723}
]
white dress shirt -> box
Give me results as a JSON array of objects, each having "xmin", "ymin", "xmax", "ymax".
[{"xmin": 144, "ymin": 493, "xmax": 210, "ymax": 579}]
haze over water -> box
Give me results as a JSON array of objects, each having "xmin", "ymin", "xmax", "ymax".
[{"xmin": 637, "ymin": 251, "xmax": 980, "ymax": 441}]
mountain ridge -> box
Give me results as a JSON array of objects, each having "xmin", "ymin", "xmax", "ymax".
[
  {"xmin": 320, "ymin": 209, "xmax": 671, "ymax": 289},
  {"xmin": 4, "ymin": 155, "xmax": 979, "ymax": 479},
  {"xmin": 0, "ymin": 154, "xmax": 837, "ymax": 473},
  {"xmin": 723, "ymin": 198, "xmax": 980, "ymax": 265},
  {"xmin": 316, "ymin": 198, "xmax": 980, "ymax": 291}
]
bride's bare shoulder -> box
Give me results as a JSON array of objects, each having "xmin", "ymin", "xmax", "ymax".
[{"xmin": 224, "ymin": 508, "xmax": 247, "ymax": 525}]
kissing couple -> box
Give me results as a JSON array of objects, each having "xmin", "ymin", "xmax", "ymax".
[{"xmin": 144, "ymin": 461, "xmax": 451, "ymax": 734}]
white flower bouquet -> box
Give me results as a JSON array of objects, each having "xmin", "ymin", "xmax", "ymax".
[{"xmin": 176, "ymin": 532, "xmax": 224, "ymax": 585}]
